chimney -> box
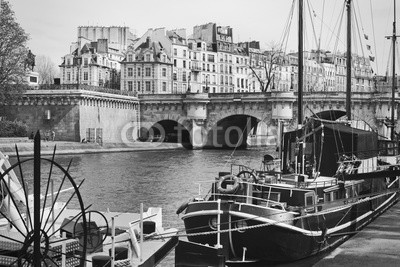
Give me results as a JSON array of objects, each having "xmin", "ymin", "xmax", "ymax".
[{"xmin": 146, "ymin": 36, "xmax": 151, "ymax": 47}]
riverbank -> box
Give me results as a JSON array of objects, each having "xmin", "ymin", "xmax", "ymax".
[{"xmin": 0, "ymin": 139, "xmax": 184, "ymax": 157}]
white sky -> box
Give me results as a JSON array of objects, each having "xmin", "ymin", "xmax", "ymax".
[{"xmin": 8, "ymin": 0, "xmax": 398, "ymax": 75}]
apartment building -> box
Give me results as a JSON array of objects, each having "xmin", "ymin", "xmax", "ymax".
[
  {"xmin": 120, "ymin": 37, "xmax": 173, "ymax": 94},
  {"xmin": 60, "ymin": 39, "xmax": 123, "ymax": 88}
]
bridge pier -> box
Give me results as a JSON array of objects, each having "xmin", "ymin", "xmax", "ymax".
[{"xmin": 190, "ymin": 119, "xmax": 207, "ymax": 149}]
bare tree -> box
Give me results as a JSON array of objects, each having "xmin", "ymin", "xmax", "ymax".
[
  {"xmin": 35, "ymin": 55, "xmax": 59, "ymax": 84},
  {"xmin": 0, "ymin": 1, "xmax": 30, "ymax": 103},
  {"xmin": 249, "ymin": 41, "xmax": 284, "ymax": 92}
]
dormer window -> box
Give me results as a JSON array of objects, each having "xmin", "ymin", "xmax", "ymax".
[
  {"xmin": 145, "ymin": 54, "xmax": 151, "ymax": 61},
  {"xmin": 128, "ymin": 54, "xmax": 133, "ymax": 62}
]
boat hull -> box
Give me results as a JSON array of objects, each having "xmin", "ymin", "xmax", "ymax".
[{"xmin": 182, "ymin": 192, "xmax": 399, "ymax": 262}]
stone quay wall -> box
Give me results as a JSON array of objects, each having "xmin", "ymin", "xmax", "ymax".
[{"xmin": 0, "ymin": 90, "xmax": 139, "ymax": 143}]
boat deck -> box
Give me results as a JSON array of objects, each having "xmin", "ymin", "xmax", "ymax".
[
  {"xmin": 0, "ymin": 208, "xmax": 178, "ymax": 267},
  {"xmin": 315, "ymin": 200, "xmax": 400, "ymax": 266}
]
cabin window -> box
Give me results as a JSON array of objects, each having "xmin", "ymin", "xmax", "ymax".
[
  {"xmin": 306, "ymin": 195, "xmax": 314, "ymax": 206},
  {"xmin": 324, "ymin": 193, "xmax": 331, "ymax": 202},
  {"xmin": 346, "ymin": 187, "xmax": 352, "ymax": 198}
]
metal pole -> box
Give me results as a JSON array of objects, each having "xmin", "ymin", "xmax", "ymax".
[
  {"xmin": 33, "ymin": 131, "xmax": 41, "ymax": 266},
  {"xmin": 216, "ymin": 199, "xmax": 221, "ymax": 248},
  {"xmin": 391, "ymin": 0, "xmax": 397, "ymax": 140},
  {"xmin": 297, "ymin": 0, "xmax": 304, "ymax": 174},
  {"xmin": 346, "ymin": 0, "xmax": 352, "ymax": 120},
  {"xmin": 111, "ymin": 217, "xmax": 115, "ymax": 267},
  {"xmin": 140, "ymin": 203, "xmax": 143, "ymax": 262},
  {"xmin": 298, "ymin": 0, "xmax": 303, "ymax": 126}
]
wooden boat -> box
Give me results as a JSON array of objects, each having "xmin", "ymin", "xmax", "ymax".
[
  {"xmin": 0, "ymin": 135, "xmax": 177, "ymax": 266},
  {"xmin": 177, "ymin": 0, "xmax": 400, "ymax": 264}
]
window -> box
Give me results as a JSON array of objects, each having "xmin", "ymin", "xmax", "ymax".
[
  {"xmin": 30, "ymin": 76, "xmax": 37, "ymax": 83},
  {"xmin": 128, "ymin": 81, "xmax": 133, "ymax": 91},
  {"xmin": 67, "ymin": 59, "xmax": 71, "ymax": 65},
  {"xmin": 83, "ymin": 72, "xmax": 88, "ymax": 81},
  {"xmin": 137, "ymin": 81, "xmax": 141, "ymax": 91},
  {"xmin": 146, "ymin": 54, "xmax": 151, "ymax": 61},
  {"xmin": 162, "ymin": 68, "xmax": 167, "ymax": 77},
  {"xmin": 183, "ymin": 72, "xmax": 186, "ymax": 82},
  {"xmin": 84, "ymin": 58, "xmax": 88, "ymax": 66},
  {"xmin": 128, "ymin": 68, "xmax": 133, "ymax": 77},
  {"xmin": 183, "ymin": 50, "xmax": 187, "ymax": 57},
  {"xmin": 162, "ymin": 82, "xmax": 167, "ymax": 91},
  {"xmin": 128, "ymin": 54, "xmax": 133, "ymax": 62},
  {"xmin": 202, "ymin": 53, "xmax": 205, "ymax": 61},
  {"xmin": 145, "ymin": 81, "xmax": 151, "ymax": 91},
  {"xmin": 174, "ymin": 59, "xmax": 177, "ymax": 67},
  {"xmin": 67, "ymin": 72, "xmax": 71, "ymax": 81},
  {"xmin": 174, "ymin": 48, "xmax": 177, "ymax": 56},
  {"xmin": 183, "ymin": 60, "xmax": 186, "ymax": 68},
  {"xmin": 137, "ymin": 67, "xmax": 141, "ymax": 76},
  {"xmin": 208, "ymin": 54, "xmax": 215, "ymax": 62},
  {"xmin": 145, "ymin": 68, "xmax": 151, "ymax": 76},
  {"xmin": 173, "ymin": 73, "xmax": 177, "ymax": 80}
]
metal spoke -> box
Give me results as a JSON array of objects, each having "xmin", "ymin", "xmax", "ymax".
[
  {"xmin": 40, "ymin": 145, "xmax": 58, "ymax": 227},
  {"xmin": 41, "ymin": 160, "xmax": 72, "ymax": 232},
  {"xmin": 0, "ymin": 179, "xmax": 29, "ymax": 235},
  {"xmin": 44, "ymin": 179, "xmax": 84, "ymax": 236},
  {"xmin": 46, "ymin": 203, "xmax": 91, "ymax": 240},
  {"xmin": 15, "ymin": 144, "xmax": 33, "ymax": 232},
  {"xmin": 0, "ymin": 208, "xmax": 26, "ymax": 238}
]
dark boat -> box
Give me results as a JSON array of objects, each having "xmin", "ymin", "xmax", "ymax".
[{"xmin": 177, "ymin": 0, "xmax": 400, "ymax": 264}]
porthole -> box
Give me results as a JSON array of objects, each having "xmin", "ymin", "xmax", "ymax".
[
  {"xmin": 236, "ymin": 220, "xmax": 247, "ymax": 233},
  {"xmin": 208, "ymin": 217, "xmax": 218, "ymax": 230}
]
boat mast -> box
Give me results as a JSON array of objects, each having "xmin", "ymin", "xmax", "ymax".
[
  {"xmin": 297, "ymin": 0, "xmax": 304, "ymax": 174},
  {"xmin": 298, "ymin": 0, "xmax": 303, "ymax": 126},
  {"xmin": 391, "ymin": 0, "xmax": 396, "ymax": 140},
  {"xmin": 346, "ymin": 0, "xmax": 352, "ymax": 120}
]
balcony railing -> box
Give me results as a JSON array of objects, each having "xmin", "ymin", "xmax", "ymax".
[{"xmin": 38, "ymin": 84, "xmax": 137, "ymax": 97}]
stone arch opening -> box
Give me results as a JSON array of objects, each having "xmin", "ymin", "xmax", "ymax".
[
  {"xmin": 205, "ymin": 115, "xmax": 275, "ymax": 149},
  {"xmin": 139, "ymin": 119, "xmax": 192, "ymax": 148}
]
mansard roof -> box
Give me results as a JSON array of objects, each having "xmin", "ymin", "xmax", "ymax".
[{"xmin": 123, "ymin": 39, "xmax": 171, "ymax": 64}]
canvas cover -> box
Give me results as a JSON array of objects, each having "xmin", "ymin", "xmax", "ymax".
[{"xmin": 282, "ymin": 119, "xmax": 378, "ymax": 176}]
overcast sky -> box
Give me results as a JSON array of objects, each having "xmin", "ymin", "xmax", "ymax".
[{"xmin": 9, "ymin": 0, "xmax": 397, "ymax": 75}]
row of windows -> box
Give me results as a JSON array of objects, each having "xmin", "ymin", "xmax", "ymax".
[
  {"xmin": 126, "ymin": 67, "xmax": 167, "ymax": 78},
  {"xmin": 126, "ymin": 81, "xmax": 168, "ymax": 92}
]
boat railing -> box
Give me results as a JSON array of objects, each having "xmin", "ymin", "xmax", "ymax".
[
  {"xmin": 210, "ymin": 189, "xmax": 287, "ymax": 211},
  {"xmin": 279, "ymin": 174, "xmax": 337, "ymax": 188},
  {"xmin": 230, "ymin": 164, "xmax": 256, "ymax": 175}
]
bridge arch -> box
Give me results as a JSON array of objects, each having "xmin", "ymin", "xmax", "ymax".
[
  {"xmin": 204, "ymin": 114, "xmax": 278, "ymax": 149},
  {"xmin": 139, "ymin": 119, "xmax": 193, "ymax": 148}
]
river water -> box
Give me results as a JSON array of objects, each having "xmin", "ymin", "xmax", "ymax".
[{"xmin": 49, "ymin": 147, "xmax": 274, "ymax": 266}]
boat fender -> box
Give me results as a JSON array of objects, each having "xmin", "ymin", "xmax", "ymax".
[
  {"xmin": 176, "ymin": 198, "xmax": 192, "ymax": 215},
  {"xmin": 217, "ymin": 175, "xmax": 241, "ymax": 194}
]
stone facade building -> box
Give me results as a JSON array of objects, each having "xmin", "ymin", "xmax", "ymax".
[
  {"xmin": 121, "ymin": 37, "xmax": 173, "ymax": 94},
  {"xmin": 60, "ymin": 26, "xmax": 135, "ymax": 89}
]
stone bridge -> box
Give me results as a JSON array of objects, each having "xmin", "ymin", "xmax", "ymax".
[{"xmin": 139, "ymin": 91, "xmax": 399, "ymax": 149}]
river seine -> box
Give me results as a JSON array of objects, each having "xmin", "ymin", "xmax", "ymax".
[{"xmin": 54, "ymin": 147, "xmax": 273, "ymax": 266}]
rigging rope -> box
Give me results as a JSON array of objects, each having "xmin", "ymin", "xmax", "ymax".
[{"xmin": 368, "ymin": 0, "xmax": 378, "ymax": 74}]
